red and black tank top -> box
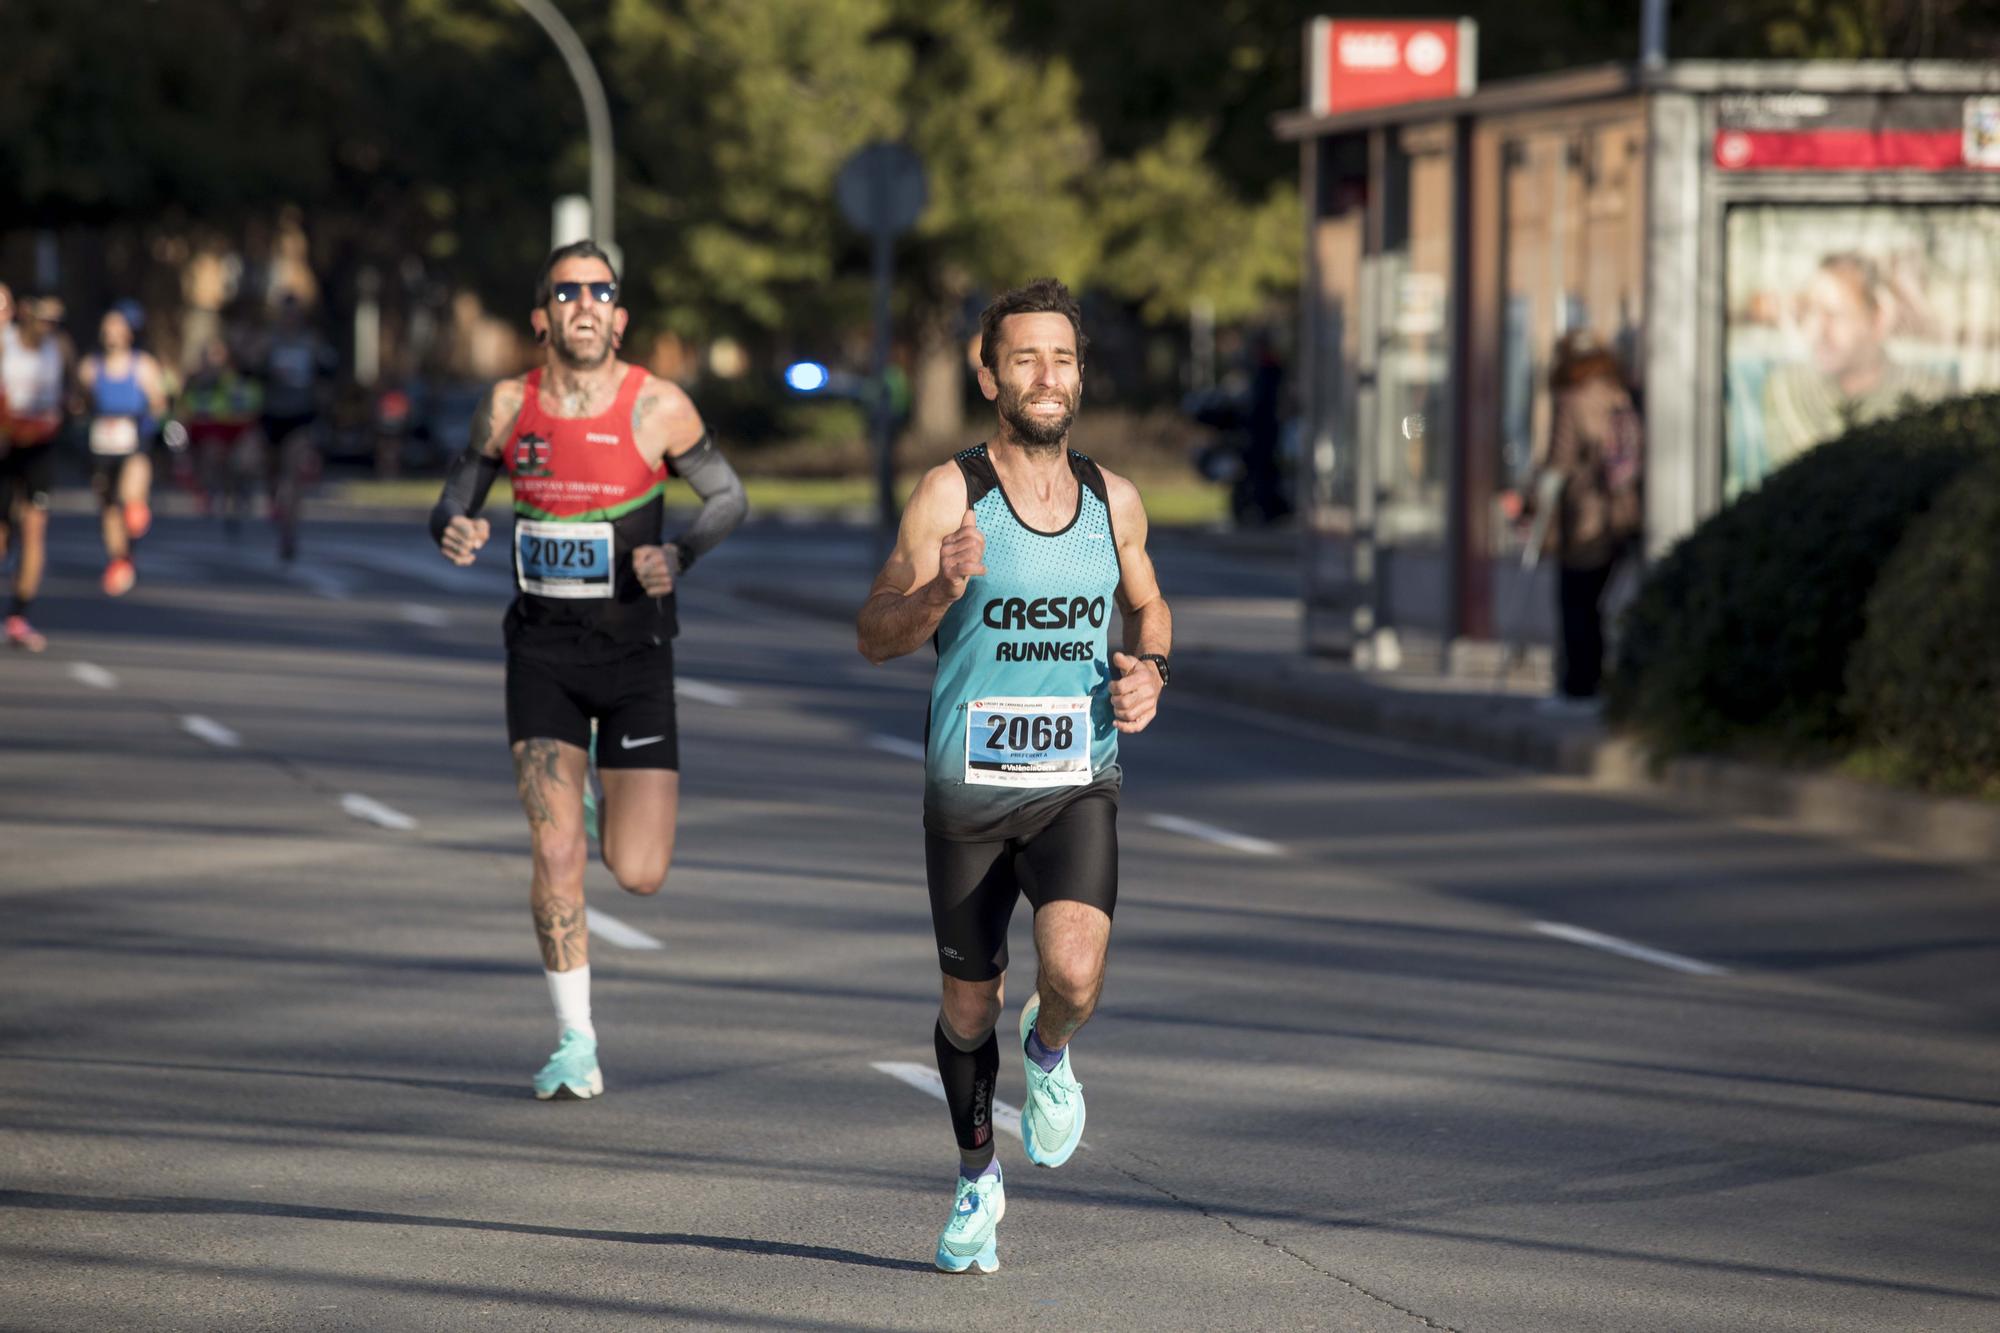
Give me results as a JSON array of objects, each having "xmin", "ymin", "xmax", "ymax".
[{"xmin": 501, "ymin": 363, "xmax": 677, "ymax": 660}]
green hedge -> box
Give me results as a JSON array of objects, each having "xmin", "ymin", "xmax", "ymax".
[
  {"xmin": 1847, "ymin": 448, "xmax": 2000, "ymax": 794},
  {"xmin": 1608, "ymin": 394, "xmax": 2000, "ymax": 755}
]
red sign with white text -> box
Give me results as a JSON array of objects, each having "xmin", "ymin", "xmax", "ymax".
[{"xmin": 1310, "ymin": 18, "xmax": 1477, "ymax": 117}]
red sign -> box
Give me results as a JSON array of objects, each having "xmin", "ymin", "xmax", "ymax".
[
  {"xmin": 1309, "ymin": 18, "xmax": 1477, "ymax": 117},
  {"xmin": 1714, "ymin": 130, "xmax": 1976, "ymax": 172}
]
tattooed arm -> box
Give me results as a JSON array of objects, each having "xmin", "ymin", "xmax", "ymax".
[{"xmin": 431, "ymin": 378, "xmax": 525, "ymax": 559}]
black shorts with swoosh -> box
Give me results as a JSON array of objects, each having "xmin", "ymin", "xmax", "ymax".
[{"xmin": 505, "ymin": 641, "xmax": 679, "ymax": 770}]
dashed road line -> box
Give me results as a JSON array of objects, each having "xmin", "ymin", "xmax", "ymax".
[
  {"xmin": 587, "ymin": 908, "xmax": 664, "ymax": 951},
  {"xmin": 676, "ymin": 678, "xmax": 741, "ymax": 707},
  {"xmin": 181, "ymin": 715, "xmax": 242, "ymax": 749},
  {"xmin": 872, "ymin": 1061, "xmax": 1029, "ymax": 1145},
  {"xmin": 868, "ymin": 734, "xmax": 927, "ymax": 762},
  {"xmin": 1144, "ymin": 813, "xmax": 1282, "ymax": 857},
  {"xmin": 69, "ymin": 662, "xmax": 119, "ymax": 690},
  {"xmin": 340, "ymin": 793, "xmax": 418, "ymax": 832},
  {"xmin": 1532, "ymin": 921, "xmax": 1728, "ymax": 976},
  {"xmin": 287, "ymin": 567, "xmax": 352, "ymax": 601},
  {"xmin": 399, "ymin": 603, "xmax": 451, "ymax": 628},
  {"xmin": 314, "ymin": 542, "xmax": 501, "ymax": 594}
]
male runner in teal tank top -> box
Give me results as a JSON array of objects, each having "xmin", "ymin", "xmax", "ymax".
[{"xmin": 857, "ymin": 278, "xmax": 1173, "ymax": 1273}]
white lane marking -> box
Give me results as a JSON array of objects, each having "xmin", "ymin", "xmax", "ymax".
[
  {"xmin": 587, "ymin": 908, "xmax": 664, "ymax": 951},
  {"xmin": 872, "ymin": 1062, "xmax": 1027, "ymax": 1145},
  {"xmin": 340, "ymin": 793, "xmax": 418, "ymax": 832},
  {"xmin": 181, "ymin": 715, "xmax": 242, "ymax": 749},
  {"xmin": 1532, "ymin": 921, "xmax": 1728, "ymax": 977},
  {"xmin": 70, "ymin": 662, "xmax": 119, "ymax": 690},
  {"xmin": 287, "ymin": 566, "xmax": 352, "ymax": 601},
  {"xmin": 1144, "ymin": 813, "xmax": 1282, "ymax": 858},
  {"xmin": 399, "ymin": 603, "xmax": 451, "ymax": 628},
  {"xmin": 868, "ymin": 734, "xmax": 927, "ymax": 762},
  {"xmin": 676, "ymin": 678, "xmax": 741, "ymax": 707},
  {"xmin": 315, "ymin": 542, "xmax": 502, "ymax": 593}
]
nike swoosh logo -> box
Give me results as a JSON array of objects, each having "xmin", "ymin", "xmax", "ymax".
[{"xmin": 620, "ymin": 734, "xmax": 666, "ymax": 750}]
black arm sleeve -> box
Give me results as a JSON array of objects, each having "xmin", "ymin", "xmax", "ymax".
[
  {"xmin": 665, "ymin": 433, "xmax": 747, "ymax": 572},
  {"xmin": 428, "ymin": 448, "xmax": 503, "ymax": 546}
]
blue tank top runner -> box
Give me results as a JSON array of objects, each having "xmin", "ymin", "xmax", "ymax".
[
  {"xmin": 89, "ymin": 356, "xmax": 153, "ymax": 433},
  {"xmin": 924, "ymin": 445, "xmax": 1123, "ymax": 841}
]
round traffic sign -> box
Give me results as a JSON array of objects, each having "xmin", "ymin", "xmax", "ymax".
[{"xmin": 836, "ymin": 142, "xmax": 928, "ymax": 237}]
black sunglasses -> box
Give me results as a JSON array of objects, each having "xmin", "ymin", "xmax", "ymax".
[{"xmin": 551, "ymin": 281, "xmax": 618, "ymax": 306}]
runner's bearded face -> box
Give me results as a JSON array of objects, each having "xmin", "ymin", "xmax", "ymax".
[
  {"xmin": 543, "ymin": 260, "xmax": 621, "ymax": 371},
  {"xmin": 990, "ymin": 313, "xmax": 1080, "ymax": 450}
]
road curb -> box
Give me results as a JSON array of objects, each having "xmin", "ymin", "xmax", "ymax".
[
  {"xmin": 731, "ymin": 580, "xmax": 2000, "ymax": 866},
  {"xmin": 1176, "ymin": 649, "xmax": 2000, "ymax": 866}
]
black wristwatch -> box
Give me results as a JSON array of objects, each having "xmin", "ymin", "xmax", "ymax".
[{"xmin": 1137, "ymin": 653, "xmax": 1171, "ymax": 685}]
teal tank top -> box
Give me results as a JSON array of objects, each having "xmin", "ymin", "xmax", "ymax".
[{"xmin": 924, "ymin": 445, "xmax": 1123, "ymax": 841}]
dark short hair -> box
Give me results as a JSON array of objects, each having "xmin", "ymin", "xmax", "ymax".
[
  {"xmin": 534, "ymin": 240, "xmax": 621, "ymax": 307},
  {"xmin": 978, "ymin": 278, "xmax": 1087, "ymax": 371}
]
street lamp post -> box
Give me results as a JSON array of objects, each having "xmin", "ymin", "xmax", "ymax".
[{"xmin": 512, "ymin": 0, "xmax": 616, "ymax": 262}]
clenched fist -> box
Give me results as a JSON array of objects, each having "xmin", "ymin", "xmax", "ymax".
[
  {"xmin": 632, "ymin": 543, "xmax": 679, "ymax": 597},
  {"xmin": 439, "ymin": 515, "xmax": 490, "ymax": 567},
  {"xmin": 929, "ymin": 509, "xmax": 986, "ymax": 605},
  {"xmin": 1108, "ymin": 651, "xmax": 1163, "ymax": 734}
]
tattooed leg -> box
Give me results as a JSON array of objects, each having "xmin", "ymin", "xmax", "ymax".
[
  {"xmin": 512, "ymin": 738, "xmax": 591, "ymax": 970},
  {"xmin": 533, "ymin": 898, "xmax": 589, "ymax": 972}
]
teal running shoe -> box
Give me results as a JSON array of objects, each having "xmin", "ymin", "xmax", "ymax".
[
  {"xmin": 1019, "ymin": 995, "xmax": 1084, "ymax": 1167},
  {"xmin": 934, "ymin": 1164, "xmax": 1005, "ymax": 1274},
  {"xmin": 533, "ymin": 1028, "xmax": 602, "ymax": 1100},
  {"xmin": 583, "ymin": 728, "xmax": 601, "ymax": 843}
]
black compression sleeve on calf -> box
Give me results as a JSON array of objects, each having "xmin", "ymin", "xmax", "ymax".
[
  {"xmin": 665, "ymin": 433, "xmax": 746, "ymax": 572},
  {"xmin": 935, "ymin": 1018, "xmax": 999, "ymax": 1171},
  {"xmin": 428, "ymin": 448, "xmax": 502, "ymax": 546}
]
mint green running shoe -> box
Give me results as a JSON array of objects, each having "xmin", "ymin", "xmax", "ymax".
[
  {"xmin": 1019, "ymin": 995, "xmax": 1084, "ymax": 1167},
  {"xmin": 533, "ymin": 1028, "xmax": 602, "ymax": 1101},
  {"xmin": 934, "ymin": 1165, "xmax": 1005, "ymax": 1274}
]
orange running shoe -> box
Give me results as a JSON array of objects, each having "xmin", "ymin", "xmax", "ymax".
[
  {"xmin": 102, "ymin": 558, "xmax": 137, "ymax": 597},
  {"xmin": 123, "ymin": 500, "xmax": 153, "ymax": 540},
  {"xmin": 5, "ymin": 615, "xmax": 47, "ymax": 652}
]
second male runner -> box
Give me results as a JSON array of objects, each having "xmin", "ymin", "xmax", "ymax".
[
  {"xmin": 431, "ymin": 241, "xmax": 747, "ymax": 1099},
  {"xmin": 857, "ymin": 278, "xmax": 1172, "ymax": 1272}
]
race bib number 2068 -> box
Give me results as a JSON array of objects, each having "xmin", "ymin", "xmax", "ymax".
[{"xmin": 963, "ymin": 696, "xmax": 1092, "ymax": 788}]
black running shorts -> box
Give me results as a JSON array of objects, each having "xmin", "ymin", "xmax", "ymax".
[
  {"xmin": 505, "ymin": 642, "xmax": 679, "ymax": 770},
  {"xmin": 925, "ymin": 790, "xmax": 1118, "ymax": 981},
  {"xmin": 0, "ymin": 444, "xmax": 54, "ymax": 512},
  {"xmin": 89, "ymin": 451, "xmax": 138, "ymax": 498}
]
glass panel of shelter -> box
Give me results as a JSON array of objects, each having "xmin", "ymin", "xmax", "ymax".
[{"xmin": 1494, "ymin": 117, "xmax": 1646, "ymax": 560}]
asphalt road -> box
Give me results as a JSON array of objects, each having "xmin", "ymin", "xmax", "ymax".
[{"xmin": 3, "ymin": 513, "xmax": 1997, "ymax": 1332}]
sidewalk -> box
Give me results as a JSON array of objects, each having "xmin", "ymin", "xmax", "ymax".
[{"xmin": 723, "ymin": 520, "xmax": 2000, "ymax": 867}]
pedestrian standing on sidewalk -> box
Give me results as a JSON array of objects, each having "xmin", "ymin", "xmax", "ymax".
[{"xmin": 1526, "ymin": 331, "xmax": 1643, "ymax": 713}]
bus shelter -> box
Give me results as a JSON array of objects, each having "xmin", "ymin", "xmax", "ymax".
[{"xmin": 1275, "ymin": 58, "xmax": 2000, "ymax": 665}]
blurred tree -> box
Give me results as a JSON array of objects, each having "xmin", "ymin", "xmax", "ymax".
[
  {"xmin": 0, "ymin": 0, "xmax": 582, "ymax": 341},
  {"xmin": 1092, "ymin": 121, "xmax": 1299, "ymax": 326},
  {"xmin": 610, "ymin": 0, "xmax": 1098, "ymax": 445}
]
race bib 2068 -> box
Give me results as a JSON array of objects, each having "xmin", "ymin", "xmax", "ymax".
[{"xmin": 963, "ymin": 696, "xmax": 1092, "ymax": 788}]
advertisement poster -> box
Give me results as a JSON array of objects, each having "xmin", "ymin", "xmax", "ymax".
[{"xmin": 1725, "ymin": 204, "xmax": 2000, "ymax": 496}]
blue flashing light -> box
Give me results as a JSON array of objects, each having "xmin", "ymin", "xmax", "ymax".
[{"xmin": 785, "ymin": 361, "xmax": 830, "ymax": 393}]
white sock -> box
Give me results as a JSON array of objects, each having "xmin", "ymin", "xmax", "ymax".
[{"xmin": 545, "ymin": 965, "xmax": 594, "ymax": 1041}]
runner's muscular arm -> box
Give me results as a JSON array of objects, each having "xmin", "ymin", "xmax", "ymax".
[
  {"xmin": 1105, "ymin": 468, "xmax": 1172, "ymax": 734},
  {"xmin": 430, "ymin": 378, "xmax": 524, "ymax": 563},
  {"xmin": 631, "ymin": 374, "xmax": 746, "ymax": 594},
  {"xmin": 856, "ymin": 463, "xmax": 977, "ymax": 665}
]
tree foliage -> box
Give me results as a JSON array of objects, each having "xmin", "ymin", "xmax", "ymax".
[{"xmin": 6, "ymin": 0, "xmax": 2000, "ymax": 360}]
